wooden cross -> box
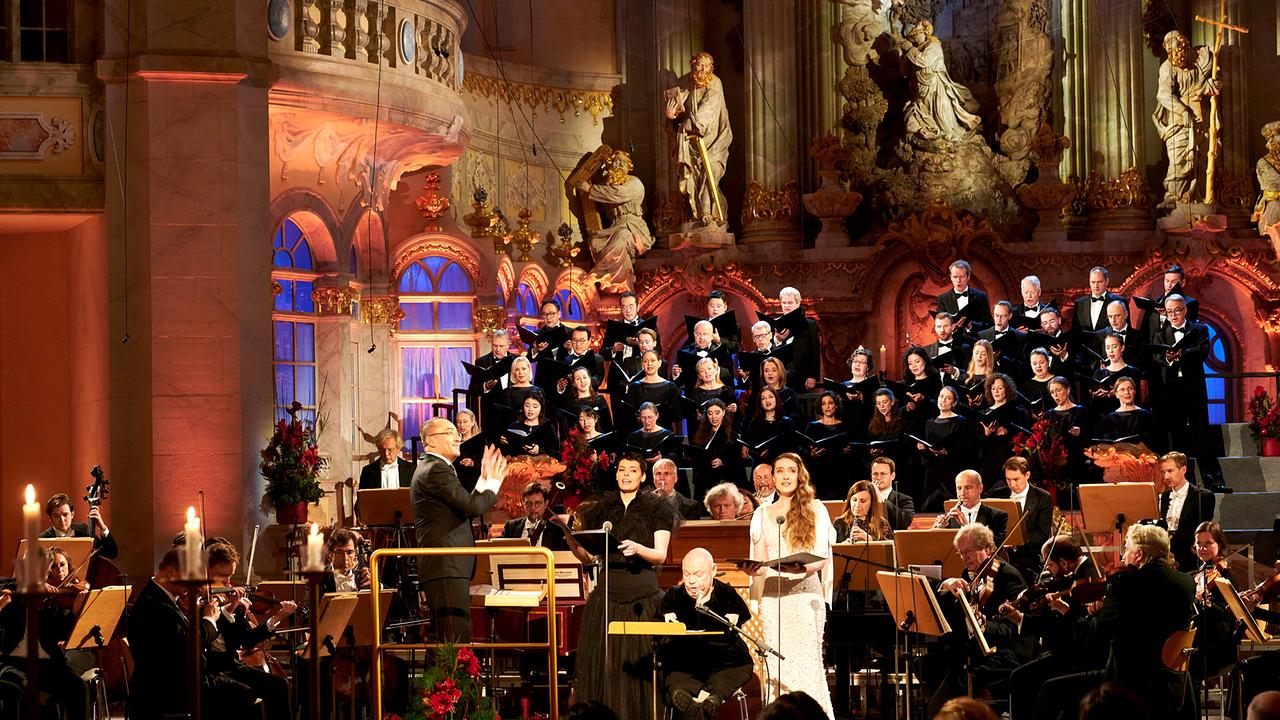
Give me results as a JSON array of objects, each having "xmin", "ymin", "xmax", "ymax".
[{"xmin": 1194, "ymin": 3, "xmax": 1249, "ymax": 206}]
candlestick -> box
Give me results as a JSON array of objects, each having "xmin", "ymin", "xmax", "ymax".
[
  {"xmin": 304, "ymin": 522, "xmax": 324, "ymax": 572},
  {"xmin": 22, "ymin": 484, "xmax": 41, "ymax": 591},
  {"xmin": 879, "ymin": 345, "xmax": 887, "ymax": 374},
  {"xmin": 182, "ymin": 507, "xmax": 204, "ymax": 580}
]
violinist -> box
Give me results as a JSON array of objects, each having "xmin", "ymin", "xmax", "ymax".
[
  {"xmin": 500, "ymin": 482, "xmax": 570, "ymax": 550},
  {"xmin": 127, "ymin": 547, "xmax": 207, "ymax": 719},
  {"xmin": 1188, "ymin": 521, "xmax": 1237, "ymax": 684},
  {"xmin": 202, "ymin": 541, "xmax": 294, "ymax": 718},
  {"xmin": 40, "ymin": 493, "xmax": 118, "ymax": 560},
  {"xmin": 921, "ymin": 523, "xmax": 1028, "ymax": 717}
]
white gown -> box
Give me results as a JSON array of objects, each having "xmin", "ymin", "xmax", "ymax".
[{"xmin": 749, "ymin": 499, "xmax": 835, "ymax": 717}]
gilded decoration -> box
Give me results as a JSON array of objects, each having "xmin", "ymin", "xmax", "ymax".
[
  {"xmin": 271, "ymin": 280, "xmax": 284, "ymax": 296},
  {"xmin": 741, "ymin": 182, "xmax": 800, "ymax": 226},
  {"xmin": 873, "ymin": 200, "xmax": 1005, "ymax": 281},
  {"xmin": 551, "ymin": 223, "xmax": 582, "ymax": 268},
  {"xmin": 1085, "ymin": 167, "xmax": 1156, "ymax": 212},
  {"xmin": 473, "ymin": 304, "xmax": 507, "ymax": 337},
  {"xmin": 462, "ymin": 187, "xmax": 500, "ymax": 240},
  {"xmin": 462, "ymin": 72, "xmax": 614, "ymax": 126},
  {"xmin": 510, "ymin": 208, "xmax": 539, "ymax": 263},
  {"xmin": 414, "ymin": 172, "xmax": 451, "ymax": 231},
  {"xmin": 311, "ymin": 286, "xmax": 360, "ymax": 315},
  {"xmin": 391, "ymin": 238, "xmax": 481, "ymax": 284},
  {"xmin": 637, "ymin": 262, "xmax": 768, "ymax": 314},
  {"xmin": 360, "ymin": 296, "xmax": 405, "ymax": 331}
]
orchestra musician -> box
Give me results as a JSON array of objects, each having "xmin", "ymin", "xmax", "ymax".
[
  {"xmin": 922, "ymin": 522, "xmax": 1028, "ymax": 717},
  {"xmin": 1158, "ymin": 451, "xmax": 1216, "ymax": 572},
  {"xmin": 703, "ymin": 482, "xmax": 748, "ymax": 520},
  {"xmin": 870, "ymin": 456, "xmax": 915, "ymax": 530},
  {"xmin": 658, "ymin": 548, "xmax": 754, "ymax": 720},
  {"xmin": 936, "ymin": 470, "xmax": 1008, "ymax": 547},
  {"xmin": 986, "ymin": 457, "xmax": 1053, "ymax": 579},
  {"xmin": 651, "ymin": 458, "xmax": 706, "ymax": 521},
  {"xmin": 358, "ymin": 427, "xmax": 415, "ymax": 490},
  {"xmin": 40, "ymin": 493, "xmax": 118, "ymax": 560},
  {"xmin": 752, "ymin": 463, "xmax": 777, "ymax": 506},
  {"xmin": 501, "ymin": 482, "xmax": 570, "ymax": 550},
  {"xmin": 127, "ymin": 548, "xmax": 205, "ymax": 720},
  {"xmin": 1187, "ymin": 521, "xmax": 1237, "ymax": 684},
  {"xmin": 324, "ymin": 527, "xmax": 372, "ymax": 592}
]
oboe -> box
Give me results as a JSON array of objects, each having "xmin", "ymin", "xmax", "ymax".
[{"xmin": 932, "ymin": 504, "xmax": 963, "ymax": 529}]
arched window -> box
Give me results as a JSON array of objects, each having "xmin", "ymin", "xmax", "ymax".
[
  {"xmin": 397, "ymin": 254, "xmax": 476, "ymax": 443},
  {"xmin": 515, "ymin": 282, "xmax": 540, "ymax": 330},
  {"xmin": 272, "ymin": 218, "xmax": 318, "ymax": 424},
  {"xmin": 1201, "ymin": 320, "xmax": 1233, "ymax": 424},
  {"xmin": 553, "ymin": 288, "xmax": 585, "ymax": 322}
]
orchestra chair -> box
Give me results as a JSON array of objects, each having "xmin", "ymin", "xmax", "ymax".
[{"xmin": 1163, "ymin": 623, "xmax": 1200, "ymax": 719}]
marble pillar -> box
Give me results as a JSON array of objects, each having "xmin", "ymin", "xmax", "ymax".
[
  {"xmin": 1085, "ymin": 0, "xmax": 1146, "ymax": 180},
  {"xmin": 101, "ymin": 0, "xmax": 272, "ymax": 574},
  {"xmin": 797, "ymin": 0, "xmax": 842, "ymax": 193},
  {"xmin": 740, "ymin": 0, "xmax": 801, "ymax": 248},
  {"xmin": 653, "ymin": 0, "xmax": 704, "ymax": 237},
  {"xmin": 1059, "ymin": 0, "xmax": 1091, "ymax": 180}
]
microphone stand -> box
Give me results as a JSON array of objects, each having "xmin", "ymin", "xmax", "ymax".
[
  {"xmin": 600, "ymin": 520, "xmax": 613, "ymax": 709},
  {"xmin": 773, "ymin": 514, "xmax": 784, "ymax": 704},
  {"xmin": 696, "ymin": 603, "xmax": 782, "ymax": 712}
]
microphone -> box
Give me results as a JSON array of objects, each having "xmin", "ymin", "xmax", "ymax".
[
  {"xmin": 776, "ymin": 516, "xmax": 785, "ymax": 526},
  {"xmin": 696, "ymin": 604, "xmax": 783, "ymax": 659},
  {"xmin": 602, "ymin": 521, "xmax": 613, "ymax": 534}
]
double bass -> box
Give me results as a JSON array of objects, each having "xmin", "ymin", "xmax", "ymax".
[{"xmin": 84, "ymin": 465, "xmax": 123, "ymax": 588}]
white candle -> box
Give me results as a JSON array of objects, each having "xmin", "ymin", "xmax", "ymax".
[
  {"xmin": 22, "ymin": 484, "xmax": 41, "ymax": 591},
  {"xmin": 879, "ymin": 345, "xmax": 887, "ymax": 374},
  {"xmin": 305, "ymin": 522, "xmax": 324, "ymax": 572},
  {"xmin": 183, "ymin": 506, "xmax": 204, "ymax": 580}
]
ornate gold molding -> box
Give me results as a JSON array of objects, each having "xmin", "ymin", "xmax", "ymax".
[
  {"xmin": 360, "ymin": 296, "xmax": 405, "ymax": 332},
  {"xmin": 391, "ymin": 237, "xmax": 482, "ymax": 284},
  {"xmin": 462, "ymin": 72, "xmax": 614, "ymax": 126},
  {"xmin": 473, "ymin": 304, "xmax": 507, "ymax": 337},
  {"xmin": 1258, "ymin": 308, "xmax": 1280, "ymax": 335},
  {"xmin": 414, "ymin": 172, "xmax": 451, "ymax": 231},
  {"xmin": 741, "ymin": 182, "xmax": 800, "ymax": 226},
  {"xmin": 1085, "ymin": 167, "xmax": 1155, "ymax": 212},
  {"xmin": 311, "ymin": 286, "xmax": 360, "ymax": 315}
]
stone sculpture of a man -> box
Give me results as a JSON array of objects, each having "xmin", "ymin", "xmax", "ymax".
[
  {"xmin": 1152, "ymin": 30, "xmax": 1219, "ymax": 210},
  {"xmin": 664, "ymin": 52, "xmax": 733, "ymax": 228}
]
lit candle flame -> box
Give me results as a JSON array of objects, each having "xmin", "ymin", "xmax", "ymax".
[
  {"xmin": 310, "ymin": 522, "xmax": 318, "ymax": 537},
  {"xmin": 24, "ymin": 484, "xmax": 35, "ymax": 505},
  {"xmin": 186, "ymin": 506, "xmax": 196, "ymax": 523}
]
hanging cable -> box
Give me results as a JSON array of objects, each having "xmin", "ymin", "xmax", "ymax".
[
  {"xmin": 365, "ymin": 26, "xmax": 386, "ymax": 354},
  {"xmin": 106, "ymin": 0, "xmax": 134, "ymax": 343}
]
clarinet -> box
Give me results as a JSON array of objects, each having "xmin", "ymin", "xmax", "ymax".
[{"xmin": 933, "ymin": 504, "xmax": 963, "ymax": 529}]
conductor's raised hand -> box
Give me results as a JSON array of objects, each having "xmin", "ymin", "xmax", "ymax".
[{"xmin": 477, "ymin": 445, "xmax": 508, "ymax": 493}]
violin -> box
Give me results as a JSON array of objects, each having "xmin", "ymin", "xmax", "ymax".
[
  {"xmin": 1196, "ymin": 560, "xmax": 1229, "ymax": 605},
  {"xmin": 1241, "ymin": 561, "xmax": 1280, "ymax": 605},
  {"xmin": 969, "ymin": 558, "xmax": 1002, "ymax": 608}
]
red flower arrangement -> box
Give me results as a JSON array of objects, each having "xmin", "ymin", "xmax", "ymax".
[
  {"xmin": 1010, "ymin": 417, "xmax": 1069, "ymax": 488},
  {"xmin": 560, "ymin": 427, "xmax": 611, "ymax": 507},
  {"xmin": 1248, "ymin": 386, "xmax": 1280, "ymax": 441},
  {"xmin": 259, "ymin": 401, "xmax": 326, "ymax": 512},
  {"xmin": 402, "ymin": 644, "xmax": 496, "ymax": 720}
]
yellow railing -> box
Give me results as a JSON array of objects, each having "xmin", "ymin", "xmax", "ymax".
[{"xmin": 369, "ymin": 546, "xmax": 560, "ymax": 720}]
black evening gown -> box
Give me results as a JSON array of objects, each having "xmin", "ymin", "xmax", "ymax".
[
  {"xmin": 977, "ymin": 402, "xmax": 1029, "ymax": 492},
  {"xmin": 1087, "ymin": 365, "xmax": 1143, "ymax": 417},
  {"xmin": 1047, "ymin": 405, "xmax": 1090, "ymax": 486},
  {"xmin": 739, "ymin": 415, "xmax": 796, "ymax": 466},
  {"xmin": 1096, "ymin": 408, "xmax": 1157, "ymax": 449},
  {"xmin": 625, "ymin": 379, "xmax": 682, "ymax": 434},
  {"xmin": 920, "ymin": 415, "xmax": 970, "ymax": 512},
  {"xmin": 802, "ymin": 420, "xmax": 851, "ymax": 500}
]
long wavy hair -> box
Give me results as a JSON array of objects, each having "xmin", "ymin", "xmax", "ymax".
[
  {"xmin": 773, "ymin": 452, "xmax": 818, "ymax": 550},
  {"xmin": 836, "ymin": 480, "xmax": 891, "ymax": 540}
]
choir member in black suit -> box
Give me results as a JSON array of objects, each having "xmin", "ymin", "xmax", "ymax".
[
  {"xmin": 705, "ymin": 290, "xmax": 741, "ymax": 356},
  {"xmin": 658, "ymin": 548, "xmax": 754, "ymax": 720},
  {"xmin": 498, "ymin": 356, "xmax": 541, "ymax": 435},
  {"xmin": 1095, "ymin": 376, "xmax": 1157, "ymax": 447},
  {"xmin": 687, "ymin": 398, "xmax": 741, "ymax": 497},
  {"xmin": 1046, "ymin": 375, "xmax": 1089, "ymax": 488},
  {"xmin": 529, "ymin": 298, "xmax": 572, "ymax": 388},
  {"xmin": 500, "ymin": 482, "xmax": 570, "ymax": 550},
  {"xmin": 626, "ymin": 402, "xmax": 676, "ymax": 464},
  {"xmin": 358, "ymin": 427, "xmax": 416, "ymax": 489},
  {"xmin": 1035, "ymin": 307, "xmax": 1075, "ymax": 376},
  {"xmin": 1088, "ymin": 332, "xmax": 1144, "ymax": 416},
  {"xmin": 1011, "ymin": 275, "xmax": 1056, "ymax": 329},
  {"xmin": 674, "ymin": 321, "xmax": 734, "ymax": 391},
  {"xmin": 923, "ymin": 522, "xmax": 1027, "ymax": 716},
  {"xmin": 1073, "ymin": 266, "xmax": 1128, "ymax": 335},
  {"xmin": 1139, "ymin": 263, "xmax": 1201, "ymax": 339},
  {"xmin": 625, "ymin": 350, "xmax": 682, "ymax": 434},
  {"xmin": 937, "ymin": 469, "xmax": 1009, "ymax": 546},
  {"xmin": 609, "ymin": 291, "xmax": 648, "ymax": 358},
  {"xmin": 801, "ymin": 391, "xmax": 851, "ymax": 500},
  {"xmin": 976, "ymin": 373, "xmax": 1028, "ymax": 499},
  {"xmin": 652, "ymin": 458, "xmax": 706, "ymax": 521},
  {"xmin": 986, "ymin": 456, "xmax": 1054, "ymax": 579},
  {"xmin": 40, "ymin": 493, "xmax": 119, "ymax": 560},
  {"xmin": 1158, "ymin": 451, "xmax": 1217, "ymax": 572},
  {"xmin": 1150, "ymin": 295, "xmax": 1225, "ymax": 488},
  {"xmin": 502, "ymin": 389, "xmax": 560, "ymax": 459},
  {"xmin": 609, "ymin": 327, "xmax": 664, "ymax": 392},
  {"xmin": 1096, "ymin": 299, "xmax": 1139, "ymax": 358},
  {"xmin": 739, "ymin": 386, "xmax": 795, "ymax": 466},
  {"xmin": 916, "ymin": 386, "xmax": 970, "ymax": 511},
  {"xmin": 871, "ymin": 456, "xmax": 915, "ymax": 530},
  {"xmin": 924, "ymin": 312, "xmax": 971, "ymax": 379},
  {"xmin": 557, "ymin": 365, "xmax": 613, "ymax": 433},
  {"xmin": 560, "ymin": 325, "xmax": 605, "ymax": 386},
  {"xmin": 935, "ymin": 259, "xmax": 993, "ymax": 331},
  {"xmin": 412, "ymin": 421, "xmax": 505, "ymax": 642},
  {"xmin": 777, "ymin": 286, "xmax": 821, "ymax": 391},
  {"xmin": 979, "ymin": 301, "xmax": 1029, "ymax": 380},
  {"xmin": 468, "ymin": 329, "xmax": 515, "ymax": 425}
]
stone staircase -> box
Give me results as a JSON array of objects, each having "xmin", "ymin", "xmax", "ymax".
[{"xmin": 1215, "ymin": 423, "xmax": 1280, "ymax": 563}]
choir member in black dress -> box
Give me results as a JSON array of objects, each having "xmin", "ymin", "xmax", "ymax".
[
  {"xmin": 961, "ymin": 339, "xmax": 996, "ymax": 409},
  {"xmin": 935, "ymin": 259, "xmax": 993, "ymax": 332},
  {"xmin": 609, "ymin": 327, "xmax": 664, "ymax": 392},
  {"xmin": 838, "ymin": 348, "xmax": 878, "ymax": 440},
  {"xmin": 572, "ymin": 456, "xmax": 675, "ymax": 720},
  {"xmin": 502, "ymin": 389, "xmax": 560, "ymax": 459},
  {"xmin": 901, "ymin": 346, "xmax": 943, "ymax": 433},
  {"xmin": 687, "ymin": 398, "xmax": 741, "ymax": 498},
  {"xmin": 686, "ymin": 356, "xmax": 739, "ymax": 424},
  {"xmin": 977, "ymin": 373, "xmax": 1028, "ymax": 488},
  {"xmin": 748, "ymin": 356, "xmax": 801, "ymax": 419},
  {"xmin": 626, "ymin": 402, "xmax": 675, "ymax": 464},
  {"xmin": 625, "ymin": 350, "xmax": 682, "ymax": 435},
  {"xmin": 576, "ymin": 407, "xmax": 616, "ymax": 494},
  {"xmin": 917, "ymin": 385, "xmax": 970, "ymax": 511},
  {"xmin": 802, "ymin": 391, "xmax": 851, "ymax": 500},
  {"xmin": 454, "ymin": 409, "xmax": 483, "ymax": 490},
  {"xmin": 866, "ymin": 388, "xmax": 908, "ymax": 496},
  {"xmin": 739, "ymin": 386, "xmax": 795, "ymax": 466},
  {"xmin": 1020, "ymin": 348, "xmax": 1055, "ymax": 410},
  {"xmin": 558, "ymin": 365, "xmax": 613, "ymax": 434},
  {"xmin": 498, "ymin": 356, "xmax": 541, "ymax": 436},
  {"xmin": 1046, "ymin": 375, "xmax": 1089, "ymax": 487},
  {"xmin": 1095, "ymin": 376, "xmax": 1157, "ymax": 447},
  {"xmin": 1088, "ymin": 332, "xmax": 1144, "ymax": 417}
]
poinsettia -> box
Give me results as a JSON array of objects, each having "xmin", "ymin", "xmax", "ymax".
[
  {"xmin": 1010, "ymin": 417, "xmax": 1069, "ymax": 488},
  {"xmin": 402, "ymin": 644, "xmax": 496, "ymax": 720},
  {"xmin": 560, "ymin": 427, "xmax": 611, "ymax": 503},
  {"xmin": 1248, "ymin": 386, "xmax": 1280, "ymax": 441},
  {"xmin": 259, "ymin": 401, "xmax": 326, "ymax": 511}
]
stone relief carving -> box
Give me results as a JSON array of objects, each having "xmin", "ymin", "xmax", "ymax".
[{"xmin": 0, "ymin": 113, "xmax": 76, "ymax": 159}]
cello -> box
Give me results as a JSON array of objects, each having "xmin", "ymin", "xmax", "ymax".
[{"xmin": 83, "ymin": 465, "xmax": 123, "ymax": 588}]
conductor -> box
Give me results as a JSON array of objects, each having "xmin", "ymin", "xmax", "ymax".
[{"xmin": 411, "ymin": 418, "xmax": 506, "ymax": 642}]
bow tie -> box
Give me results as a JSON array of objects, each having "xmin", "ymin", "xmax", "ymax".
[
  {"xmin": 1091, "ymin": 296, "xmax": 1106, "ymax": 303},
  {"xmin": 994, "ymin": 332, "xmax": 1006, "ymax": 338},
  {"xmin": 938, "ymin": 341, "xmax": 952, "ymax": 347},
  {"xmin": 955, "ymin": 291, "xmax": 968, "ymax": 298}
]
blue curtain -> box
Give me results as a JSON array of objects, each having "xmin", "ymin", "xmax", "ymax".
[
  {"xmin": 438, "ymin": 346, "xmax": 473, "ymax": 399},
  {"xmin": 401, "ymin": 347, "xmax": 436, "ymax": 398}
]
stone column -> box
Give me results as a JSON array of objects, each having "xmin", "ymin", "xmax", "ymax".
[
  {"xmin": 740, "ymin": 0, "xmax": 801, "ymax": 249},
  {"xmin": 1085, "ymin": 1, "xmax": 1146, "ymax": 180},
  {"xmin": 652, "ymin": 0, "xmax": 704, "ymax": 237},
  {"xmin": 797, "ymin": 0, "xmax": 842, "ymax": 193},
  {"xmin": 100, "ymin": 0, "xmax": 272, "ymax": 573},
  {"xmin": 1059, "ymin": 0, "xmax": 1091, "ymax": 180}
]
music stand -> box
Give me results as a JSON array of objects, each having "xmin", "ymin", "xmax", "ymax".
[
  {"xmin": 893, "ymin": 529, "xmax": 962, "ymax": 578},
  {"xmin": 1214, "ymin": 577, "xmax": 1275, "ymax": 644},
  {"xmin": 15, "ymin": 538, "xmax": 95, "ymax": 578},
  {"xmin": 300, "ymin": 592, "xmax": 359, "ymax": 658},
  {"xmin": 356, "ymin": 488, "xmax": 411, "ymax": 527},
  {"xmin": 876, "ymin": 571, "xmax": 951, "ymax": 720},
  {"xmin": 832, "ymin": 541, "xmax": 896, "ymax": 594},
  {"xmin": 571, "ymin": 529, "xmax": 620, "ymax": 558},
  {"xmin": 943, "ymin": 500, "xmax": 1025, "ymax": 545},
  {"xmin": 1079, "ymin": 482, "xmax": 1158, "ymax": 559},
  {"xmin": 472, "ymin": 538, "xmax": 531, "ymax": 587},
  {"xmin": 348, "ymin": 589, "xmax": 397, "ymax": 647},
  {"xmin": 66, "ymin": 585, "xmax": 130, "ymax": 650},
  {"xmin": 608, "ymin": 621, "xmax": 724, "ymax": 720}
]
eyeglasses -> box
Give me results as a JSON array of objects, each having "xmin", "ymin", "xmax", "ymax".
[{"xmin": 428, "ymin": 430, "xmax": 461, "ymax": 439}]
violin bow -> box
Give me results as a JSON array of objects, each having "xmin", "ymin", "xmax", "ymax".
[
  {"xmin": 57, "ymin": 547, "xmax": 101, "ymax": 591},
  {"xmin": 969, "ymin": 505, "xmax": 1033, "ymax": 592}
]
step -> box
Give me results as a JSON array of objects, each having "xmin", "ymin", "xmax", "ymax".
[
  {"xmin": 1223, "ymin": 528, "xmax": 1278, "ymax": 566},
  {"xmin": 1219, "ymin": 422, "xmax": 1259, "ymax": 457},
  {"xmin": 1218, "ymin": 456, "xmax": 1280, "ymax": 492},
  {"xmin": 1215, "ymin": 491, "xmax": 1280, "ymax": 530}
]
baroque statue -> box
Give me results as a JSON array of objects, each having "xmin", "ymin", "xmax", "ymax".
[
  {"xmin": 576, "ymin": 150, "xmax": 654, "ymax": 294},
  {"xmin": 899, "ymin": 20, "xmax": 981, "ymax": 148},
  {"xmin": 664, "ymin": 51, "xmax": 733, "ymax": 230},
  {"xmin": 1254, "ymin": 121, "xmax": 1280, "ymax": 258},
  {"xmin": 1152, "ymin": 30, "xmax": 1219, "ymax": 210}
]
